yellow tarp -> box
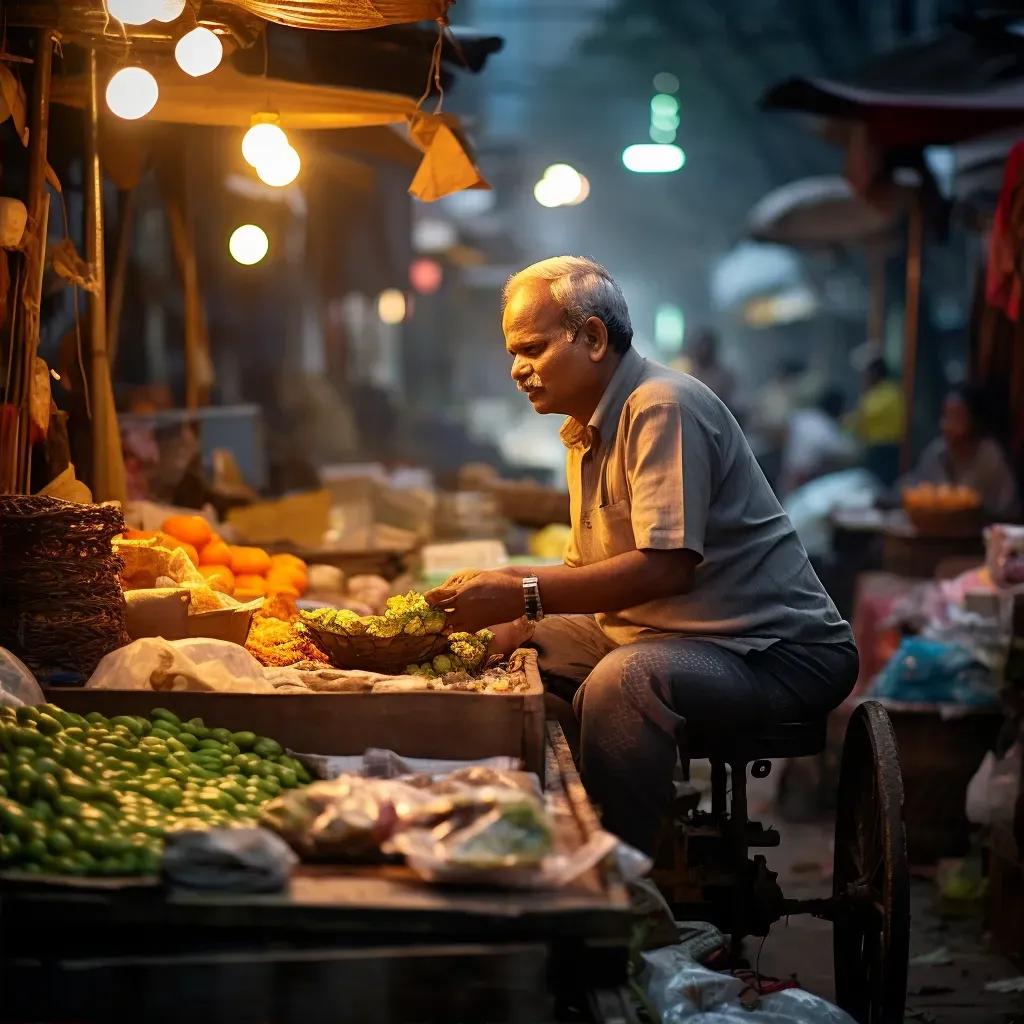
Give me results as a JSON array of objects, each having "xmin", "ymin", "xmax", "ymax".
[
  {"xmin": 226, "ymin": 0, "xmax": 450, "ymax": 31},
  {"xmin": 49, "ymin": 65, "xmax": 487, "ymax": 201}
]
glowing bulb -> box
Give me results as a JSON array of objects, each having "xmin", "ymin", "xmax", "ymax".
[
  {"xmin": 653, "ymin": 72, "xmax": 679, "ymax": 94},
  {"xmin": 377, "ymin": 289, "xmax": 406, "ymax": 325},
  {"xmin": 105, "ymin": 67, "xmax": 159, "ymax": 121},
  {"xmin": 534, "ymin": 178, "xmax": 563, "ymax": 208},
  {"xmin": 229, "ymin": 224, "xmax": 269, "ymax": 266},
  {"xmin": 565, "ymin": 174, "xmax": 590, "ymax": 206},
  {"xmin": 175, "ymin": 27, "xmax": 223, "ymax": 77},
  {"xmin": 105, "ymin": 0, "xmax": 160, "ymax": 25},
  {"xmin": 151, "ymin": 0, "xmax": 185, "ymax": 22},
  {"xmin": 255, "ymin": 145, "xmax": 301, "ymax": 187},
  {"xmin": 543, "ymin": 163, "xmax": 582, "ymax": 194},
  {"xmin": 242, "ymin": 121, "xmax": 288, "ymax": 168},
  {"xmin": 622, "ymin": 144, "xmax": 686, "ymax": 173}
]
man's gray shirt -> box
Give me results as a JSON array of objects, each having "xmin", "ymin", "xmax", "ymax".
[{"xmin": 560, "ymin": 347, "xmax": 853, "ymax": 653}]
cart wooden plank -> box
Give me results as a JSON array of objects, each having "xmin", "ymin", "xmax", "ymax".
[{"xmin": 43, "ymin": 650, "xmax": 547, "ymax": 775}]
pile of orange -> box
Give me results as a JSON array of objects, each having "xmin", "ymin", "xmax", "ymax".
[{"xmin": 155, "ymin": 516, "xmax": 309, "ymax": 603}]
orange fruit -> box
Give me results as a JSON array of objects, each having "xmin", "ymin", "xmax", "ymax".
[
  {"xmin": 265, "ymin": 571, "xmax": 301, "ymax": 599},
  {"xmin": 230, "ymin": 546, "xmax": 272, "ymax": 576},
  {"xmin": 198, "ymin": 536, "xmax": 233, "ymax": 567},
  {"xmin": 234, "ymin": 574, "xmax": 268, "ymax": 601},
  {"xmin": 266, "ymin": 565, "xmax": 307, "ymax": 596},
  {"xmin": 269, "ymin": 553, "xmax": 308, "ymax": 574},
  {"xmin": 121, "ymin": 529, "xmax": 160, "ymax": 542},
  {"xmin": 199, "ymin": 565, "xmax": 236, "ymax": 595},
  {"xmin": 161, "ymin": 515, "xmax": 213, "ymax": 549},
  {"xmin": 175, "ymin": 541, "xmax": 200, "ymax": 568}
]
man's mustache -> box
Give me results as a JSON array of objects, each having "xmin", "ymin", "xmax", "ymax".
[{"xmin": 517, "ymin": 373, "xmax": 543, "ymax": 392}]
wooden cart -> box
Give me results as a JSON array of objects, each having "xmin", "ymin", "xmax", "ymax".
[{"xmin": 0, "ymin": 724, "xmax": 635, "ymax": 1024}]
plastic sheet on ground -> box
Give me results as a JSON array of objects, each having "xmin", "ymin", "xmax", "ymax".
[
  {"xmin": 86, "ymin": 636, "xmax": 309, "ymax": 693},
  {"xmin": 641, "ymin": 945, "xmax": 855, "ymax": 1023}
]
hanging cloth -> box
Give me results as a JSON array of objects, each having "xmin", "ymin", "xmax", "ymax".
[{"xmin": 985, "ymin": 140, "xmax": 1024, "ymax": 322}]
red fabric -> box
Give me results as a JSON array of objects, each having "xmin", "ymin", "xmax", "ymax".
[{"xmin": 986, "ymin": 140, "xmax": 1024, "ymax": 321}]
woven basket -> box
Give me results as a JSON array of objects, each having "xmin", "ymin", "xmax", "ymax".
[{"xmin": 302, "ymin": 623, "xmax": 453, "ymax": 674}]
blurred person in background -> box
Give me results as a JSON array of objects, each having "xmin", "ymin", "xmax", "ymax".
[
  {"xmin": 779, "ymin": 388, "xmax": 861, "ymax": 498},
  {"xmin": 747, "ymin": 359, "xmax": 807, "ymax": 492},
  {"xmin": 897, "ymin": 386, "xmax": 1020, "ymax": 520},
  {"xmin": 844, "ymin": 357, "xmax": 904, "ymax": 487},
  {"xmin": 685, "ymin": 327, "xmax": 738, "ymax": 415}
]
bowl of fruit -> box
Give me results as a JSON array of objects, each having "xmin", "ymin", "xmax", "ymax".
[
  {"xmin": 299, "ymin": 591, "xmax": 455, "ymax": 674},
  {"xmin": 902, "ymin": 483, "xmax": 983, "ymax": 536}
]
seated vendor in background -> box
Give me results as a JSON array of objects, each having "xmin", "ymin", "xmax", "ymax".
[
  {"xmin": 426, "ymin": 257, "xmax": 858, "ymax": 856},
  {"xmin": 898, "ymin": 386, "xmax": 1020, "ymax": 521}
]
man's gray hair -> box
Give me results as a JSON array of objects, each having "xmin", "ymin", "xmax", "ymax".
[{"xmin": 503, "ymin": 256, "xmax": 633, "ymax": 353}]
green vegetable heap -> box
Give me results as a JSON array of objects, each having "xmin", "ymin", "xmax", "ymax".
[
  {"xmin": 301, "ymin": 590, "xmax": 446, "ymax": 639},
  {"xmin": 0, "ymin": 703, "xmax": 311, "ymax": 877},
  {"xmin": 406, "ymin": 629, "xmax": 495, "ymax": 679}
]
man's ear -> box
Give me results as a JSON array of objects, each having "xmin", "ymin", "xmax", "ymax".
[{"xmin": 583, "ymin": 317, "xmax": 609, "ymax": 362}]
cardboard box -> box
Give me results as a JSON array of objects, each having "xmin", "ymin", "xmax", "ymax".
[{"xmin": 123, "ymin": 588, "xmax": 261, "ymax": 646}]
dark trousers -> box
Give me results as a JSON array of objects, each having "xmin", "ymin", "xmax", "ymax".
[{"xmin": 529, "ymin": 616, "xmax": 859, "ymax": 855}]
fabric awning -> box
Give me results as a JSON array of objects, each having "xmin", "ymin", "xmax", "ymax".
[
  {"xmin": 50, "ymin": 63, "xmax": 488, "ymax": 201},
  {"xmin": 222, "ymin": 0, "xmax": 450, "ymax": 31}
]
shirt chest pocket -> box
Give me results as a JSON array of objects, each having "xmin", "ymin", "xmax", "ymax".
[{"xmin": 578, "ymin": 499, "xmax": 635, "ymax": 563}]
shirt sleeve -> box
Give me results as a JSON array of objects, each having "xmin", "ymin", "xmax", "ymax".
[
  {"xmin": 976, "ymin": 439, "xmax": 1022, "ymax": 520},
  {"xmin": 624, "ymin": 401, "xmax": 712, "ymax": 557}
]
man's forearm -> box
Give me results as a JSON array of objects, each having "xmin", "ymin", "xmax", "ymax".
[{"xmin": 503, "ymin": 549, "xmax": 696, "ymax": 615}]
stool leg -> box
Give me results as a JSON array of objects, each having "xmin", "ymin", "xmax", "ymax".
[
  {"xmin": 711, "ymin": 760, "xmax": 727, "ymax": 819},
  {"xmin": 729, "ymin": 761, "xmax": 749, "ymax": 962}
]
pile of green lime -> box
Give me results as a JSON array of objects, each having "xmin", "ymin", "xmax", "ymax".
[{"xmin": 0, "ymin": 703, "xmax": 311, "ymax": 877}]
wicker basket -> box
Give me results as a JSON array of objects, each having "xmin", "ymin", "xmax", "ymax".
[{"xmin": 302, "ymin": 623, "xmax": 453, "ymax": 673}]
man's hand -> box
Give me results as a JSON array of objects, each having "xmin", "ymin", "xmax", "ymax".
[{"xmin": 425, "ymin": 570, "xmax": 524, "ymax": 635}]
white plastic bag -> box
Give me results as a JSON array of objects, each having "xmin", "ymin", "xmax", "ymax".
[
  {"xmin": 85, "ymin": 636, "xmax": 306, "ymax": 693},
  {"xmin": 641, "ymin": 945, "xmax": 857, "ymax": 1023},
  {"xmin": 966, "ymin": 746, "xmax": 1021, "ymax": 827},
  {"xmin": 0, "ymin": 647, "xmax": 44, "ymax": 708}
]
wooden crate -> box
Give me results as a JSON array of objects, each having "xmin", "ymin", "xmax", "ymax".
[
  {"xmin": 885, "ymin": 703, "xmax": 1002, "ymax": 863},
  {"xmin": 44, "ymin": 651, "xmax": 546, "ymax": 775}
]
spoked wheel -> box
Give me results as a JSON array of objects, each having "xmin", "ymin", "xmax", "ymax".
[{"xmin": 833, "ymin": 700, "xmax": 910, "ymax": 1024}]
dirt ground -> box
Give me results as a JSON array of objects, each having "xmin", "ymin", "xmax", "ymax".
[{"xmin": 726, "ymin": 763, "xmax": 1024, "ymax": 1024}]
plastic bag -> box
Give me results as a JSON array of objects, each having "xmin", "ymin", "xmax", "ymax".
[
  {"xmin": 86, "ymin": 636, "xmax": 306, "ymax": 693},
  {"xmin": 869, "ymin": 637, "xmax": 999, "ymax": 708},
  {"xmin": 641, "ymin": 945, "xmax": 856, "ymax": 1023},
  {"xmin": 0, "ymin": 647, "xmax": 44, "ymax": 708},
  {"xmin": 966, "ymin": 745, "xmax": 1021, "ymax": 827},
  {"xmin": 162, "ymin": 827, "xmax": 297, "ymax": 893}
]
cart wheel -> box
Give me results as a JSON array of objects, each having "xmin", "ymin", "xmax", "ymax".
[{"xmin": 832, "ymin": 700, "xmax": 910, "ymax": 1024}]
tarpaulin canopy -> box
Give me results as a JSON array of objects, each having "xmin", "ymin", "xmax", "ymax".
[
  {"xmin": 224, "ymin": 0, "xmax": 450, "ymax": 31},
  {"xmin": 747, "ymin": 175, "xmax": 904, "ymax": 248},
  {"xmin": 49, "ymin": 63, "xmax": 488, "ymax": 201}
]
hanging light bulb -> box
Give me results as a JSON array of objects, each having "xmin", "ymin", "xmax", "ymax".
[
  {"xmin": 229, "ymin": 224, "xmax": 269, "ymax": 266},
  {"xmin": 106, "ymin": 67, "xmax": 159, "ymax": 121},
  {"xmin": 242, "ymin": 120, "xmax": 288, "ymax": 168},
  {"xmin": 150, "ymin": 0, "xmax": 186, "ymax": 22},
  {"xmin": 255, "ymin": 145, "xmax": 301, "ymax": 187},
  {"xmin": 105, "ymin": 0, "xmax": 161, "ymax": 26},
  {"xmin": 174, "ymin": 27, "xmax": 223, "ymax": 77}
]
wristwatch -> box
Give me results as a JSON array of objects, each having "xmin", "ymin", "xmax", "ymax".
[{"xmin": 522, "ymin": 576, "xmax": 544, "ymax": 622}]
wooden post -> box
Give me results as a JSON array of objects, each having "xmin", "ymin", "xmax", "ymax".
[
  {"xmin": 84, "ymin": 47, "xmax": 109, "ymax": 499},
  {"xmin": 901, "ymin": 192, "xmax": 923, "ymax": 475},
  {"xmin": 107, "ymin": 188, "xmax": 137, "ymax": 369},
  {"xmin": 6, "ymin": 28, "xmax": 53, "ymax": 494}
]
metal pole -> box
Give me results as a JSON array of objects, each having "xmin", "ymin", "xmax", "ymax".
[
  {"xmin": 900, "ymin": 192, "xmax": 923, "ymax": 475},
  {"xmin": 7, "ymin": 28, "xmax": 54, "ymax": 494},
  {"xmin": 85, "ymin": 47, "xmax": 109, "ymax": 500}
]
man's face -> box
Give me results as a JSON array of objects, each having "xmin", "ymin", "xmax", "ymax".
[{"xmin": 503, "ymin": 280, "xmax": 595, "ymax": 417}]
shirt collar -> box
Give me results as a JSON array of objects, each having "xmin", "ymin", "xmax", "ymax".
[{"xmin": 560, "ymin": 347, "xmax": 645, "ymax": 450}]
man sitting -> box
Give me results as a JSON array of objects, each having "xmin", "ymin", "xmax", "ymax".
[{"xmin": 426, "ymin": 257, "xmax": 858, "ymax": 855}]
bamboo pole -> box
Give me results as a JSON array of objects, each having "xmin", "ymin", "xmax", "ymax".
[
  {"xmin": 5, "ymin": 28, "xmax": 54, "ymax": 494},
  {"xmin": 107, "ymin": 188, "xmax": 137, "ymax": 370},
  {"xmin": 84, "ymin": 47, "xmax": 109, "ymax": 500},
  {"xmin": 900, "ymin": 192, "xmax": 923, "ymax": 475}
]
